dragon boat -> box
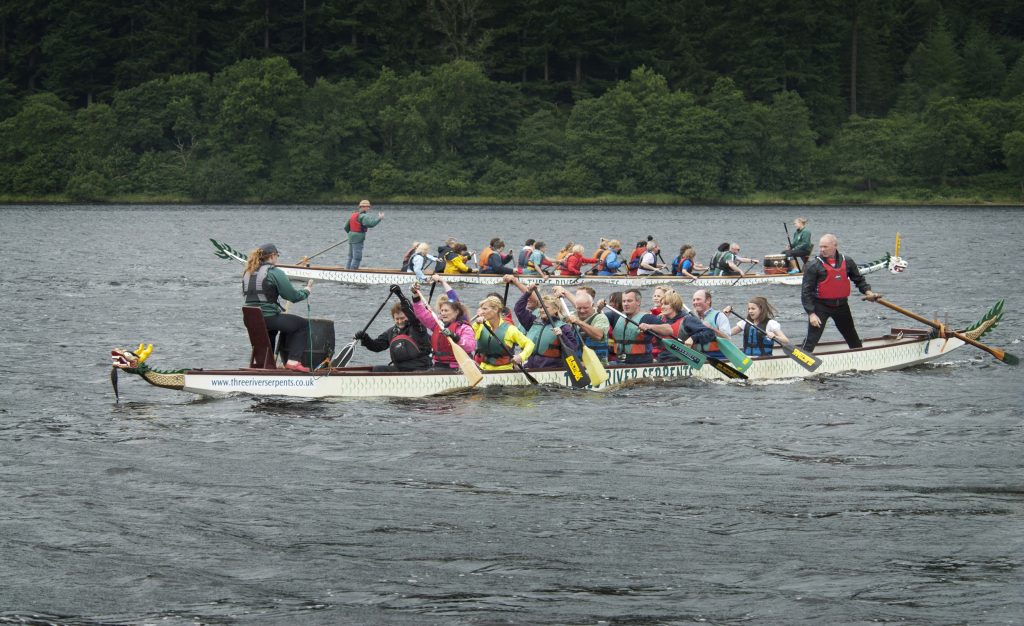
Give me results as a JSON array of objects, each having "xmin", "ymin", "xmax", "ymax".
[
  {"xmin": 211, "ymin": 239, "xmax": 906, "ymax": 289},
  {"xmin": 110, "ymin": 301, "xmax": 1003, "ymax": 400}
]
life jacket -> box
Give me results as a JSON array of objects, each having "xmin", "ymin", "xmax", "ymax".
[
  {"xmin": 589, "ymin": 249, "xmax": 610, "ymax": 274},
  {"xmin": 400, "ymin": 246, "xmax": 417, "ymax": 271},
  {"xmin": 347, "ymin": 211, "xmax": 364, "ymax": 234},
  {"xmin": 475, "ymin": 321, "xmax": 513, "ymax": 366},
  {"xmin": 526, "ymin": 322, "xmax": 562, "ymax": 359},
  {"xmin": 671, "ymin": 256, "xmax": 683, "ymax": 275},
  {"xmin": 435, "ymin": 245, "xmax": 451, "ymax": 272},
  {"xmin": 242, "ymin": 264, "xmax": 278, "ymax": 307},
  {"xmin": 479, "ymin": 246, "xmax": 495, "ymax": 270},
  {"xmin": 710, "ymin": 251, "xmax": 730, "ymax": 276},
  {"xmin": 696, "ymin": 309, "xmax": 724, "ymax": 354},
  {"xmin": 525, "ymin": 249, "xmax": 545, "ymax": 274},
  {"xmin": 627, "ymin": 248, "xmax": 644, "ymax": 272},
  {"xmin": 611, "ymin": 313, "xmax": 650, "ymax": 356},
  {"xmin": 406, "ymin": 252, "xmax": 426, "ymax": 274},
  {"xmin": 430, "ymin": 319, "xmax": 470, "ymax": 365},
  {"xmin": 389, "ymin": 330, "xmax": 424, "ymax": 363},
  {"xmin": 581, "ymin": 312, "xmax": 609, "ymax": 361},
  {"xmin": 517, "ymin": 247, "xmax": 533, "ymax": 268},
  {"xmin": 815, "ymin": 256, "xmax": 851, "ymax": 299},
  {"xmin": 742, "ymin": 322, "xmax": 774, "ymax": 356}
]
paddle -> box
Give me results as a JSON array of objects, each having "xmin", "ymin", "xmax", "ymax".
[
  {"xmin": 558, "ymin": 297, "xmax": 609, "ymax": 386},
  {"xmin": 331, "ymin": 292, "xmax": 392, "ymax": 367},
  {"xmin": 872, "ymin": 297, "xmax": 1018, "ymax": 365},
  {"xmin": 604, "ymin": 304, "xmax": 712, "ymax": 372},
  {"xmin": 295, "ymin": 240, "xmax": 345, "ymax": 266},
  {"xmin": 418, "ymin": 294, "xmax": 484, "ymax": 387},
  {"xmin": 533, "ymin": 288, "xmax": 590, "ymax": 388},
  {"xmin": 681, "ymin": 302, "xmax": 752, "ymax": 372},
  {"xmin": 427, "ymin": 280, "xmax": 438, "ymax": 305},
  {"xmin": 728, "ymin": 262, "xmax": 756, "ymax": 286},
  {"xmin": 475, "ymin": 316, "xmax": 539, "ymax": 384},
  {"xmin": 681, "ymin": 266, "xmax": 711, "ymax": 284},
  {"xmin": 502, "ymin": 281, "xmax": 510, "ymax": 306},
  {"xmin": 726, "ymin": 310, "xmax": 822, "ymax": 372},
  {"xmin": 784, "ymin": 222, "xmax": 802, "ymax": 272}
]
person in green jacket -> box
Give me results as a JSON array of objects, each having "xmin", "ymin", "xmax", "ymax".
[
  {"xmin": 783, "ymin": 217, "xmax": 812, "ymax": 273},
  {"xmin": 345, "ymin": 199, "xmax": 385, "ymax": 269},
  {"xmin": 243, "ymin": 243, "xmax": 313, "ymax": 371}
]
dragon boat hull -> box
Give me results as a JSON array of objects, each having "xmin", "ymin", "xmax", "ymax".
[
  {"xmin": 114, "ymin": 329, "xmax": 974, "ymax": 400},
  {"xmin": 211, "ymin": 239, "xmax": 898, "ymax": 288}
]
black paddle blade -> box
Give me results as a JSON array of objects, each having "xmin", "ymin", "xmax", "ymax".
[
  {"xmin": 707, "ymin": 357, "xmax": 748, "ymax": 380},
  {"xmin": 331, "ymin": 340, "xmax": 357, "ymax": 367},
  {"xmin": 563, "ymin": 352, "xmax": 591, "ymax": 388},
  {"xmin": 110, "ymin": 366, "xmax": 119, "ymax": 403},
  {"xmin": 780, "ymin": 342, "xmax": 823, "ymax": 372}
]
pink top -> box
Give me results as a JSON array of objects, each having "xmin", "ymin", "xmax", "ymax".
[{"xmin": 412, "ymin": 299, "xmax": 477, "ymax": 367}]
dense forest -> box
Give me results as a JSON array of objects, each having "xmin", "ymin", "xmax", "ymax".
[{"xmin": 2, "ymin": 0, "xmax": 1024, "ymax": 202}]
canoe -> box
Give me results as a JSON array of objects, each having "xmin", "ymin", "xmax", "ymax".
[
  {"xmin": 109, "ymin": 301, "xmax": 1002, "ymax": 400},
  {"xmin": 211, "ymin": 239, "xmax": 903, "ymax": 288}
]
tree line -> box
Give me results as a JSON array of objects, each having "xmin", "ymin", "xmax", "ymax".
[{"xmin": 1, "ymin": 0, "xmax": 1024, "ymax": 201}]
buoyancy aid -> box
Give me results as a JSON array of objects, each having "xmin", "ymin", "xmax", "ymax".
[
  {"xmin": 400, "ymin": 246, "xmax": 417, "ymax": 271},
  {"xmin": 407, "ymin": 252, "xmax": 426, "ymax": 274},
  {"xmin": 479, "ymin": 246, "xmax": 495, "ymax": 270},
  {"xmin": 709, "ymin": 251, "xmax": 725, "ymax": 275},
  {"xmin": 581, "ymin": 312, "xmax": 609, "ymax": 361},
  {"xmin": 430, "ymin": 320, "xmax": 470, "ymax": 365},
  {"xmin": 242, "ymin": 264, "xmax": 278, "ymax": 307},
  {"xmin": 611, "ymin": 313, "xmax": 650, "ymax": 356},
  {"xmin": 389, "ymin": 329, "xmax": 426, "ymax": 363},
  {"xmin": 526, "ymin": 322, "xmax": 562, "ymax": 359},
  {"xmin": 347, "ymin": 211, "xmax": 364, "ymax": 233},
  {"xmin": 476, "ymin": 321, "xmax": 513, "ymax": 366},
  {"xmin": 815, "ymin": 256, "xmax": 852, "ymax": 299},
  {"xmin": 742, "ymin": 322, "xmax": 774, "ymax": 356},
  {"xmin": 696, "ymin": 309, "xmax": 724, "ymax": 354}
]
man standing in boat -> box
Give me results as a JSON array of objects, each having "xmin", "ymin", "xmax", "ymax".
[
  {"xmin": 345, "ymin": 199, "xmax": 384, "ymax": 270},
  {"xmin": 801, "ymin": 233, "xmax": 881, "ymax": 351}
]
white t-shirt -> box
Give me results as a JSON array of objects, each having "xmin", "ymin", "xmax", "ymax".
[
  {"xmin": 737, "ymin": 318, "xmax": 782, "ymax": 336},
  {"xmin": 636, "ymin": 251, "xmax": 659, "ymax": 275}
]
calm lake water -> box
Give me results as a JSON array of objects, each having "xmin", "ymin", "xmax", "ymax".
[{"xmin": 1, "ymin": 204, "xmax": 1022, "ymax": 625}]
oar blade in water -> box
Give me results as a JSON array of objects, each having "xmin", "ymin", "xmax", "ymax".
[{"xmin": 331, "ymin": 340, "xmax": 357, "ymax": 367}]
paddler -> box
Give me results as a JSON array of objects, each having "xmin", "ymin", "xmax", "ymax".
[
  {"xmin": 524, "ymin": 241, "xmax": 555, "ymax": 275},
  {"xmin": 480, "ymin": 238, "xmax": 515, "ymax": 275},
  {"xmin": 554, "ymin": 286, "xmax": 610, "ymax": 364},
  {"xmin": 354, "ymin": 287, "xmax": 432, "ymax": 371},
  {"xmin": 559, "ymin": 244, "xmax": 600, "ymax": 276},
  {"xmin": 690, "ymin": 289, "xmax": 734, "ymax": 359},
  {"xmin": 512, "ymin": 287, "xmax": 580, "ymax": 369},
  {"xmin": 443, "ymin": 242, "xmax": 474, "ymax": 274},
  {"xmin": 723, "ymin": 297, "xmax": 791, "ymax": 356},
  {"xmin": 602, "ymin": 288, "xmax": 664, "ymax": 364},
  {"xmin": 410, "ymin": 280, "xmax": 477, "ymax": 370},
  {"xmin": 472, "ymin": 296, "xmax": 535, "ymax": 371},
  {"xmin": 639, "ymin": 291, "xmax": 715, "ymax": 362},
  {"xmin": 595, "ymin": 240, "xmax": 624, "ymax": 275},
  {"xmin": 344, "ymin": 199, "xmax": 384, "ymax": 270},
  {"xmin": 710, "ymin": 242, "xmax": 758, "ymax": 276},
  {"xmin": 800, "ymin": 234, "xmax": 881, "ymax": 351},
  {"xmin": 242, "ymin": 243, "xmax": 313, "ymax": 372}
]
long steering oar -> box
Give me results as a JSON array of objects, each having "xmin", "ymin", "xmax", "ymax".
[
  {"xmin": 331, "ymin": 292, "xmax": 393, "ymax": 367},
  {"xmin": 682, "ymin": 303, "xmax": 752, "ymax": 373},
  {"xmin": 295, "ymin": 240, "xmax": 346, "ymax": 266},
  {"xmin": 872, "ymin": 297, "xmax": 1018, "ymax": 365},
  {"xmin": 604, "ymin": 305, "xmax": 718, "ymax": 374},
  {"xmin": 534, "ymin": 288, "xmax": 590, "ymax": 388},
  {"xmin": 476, "ymin": 317, "xmax": 538, "ymax": 384},
  {"xmin": 559, "ymin": 297, "xmax": 609, "ymax": 386},
  {"xmin": 726, "ymin": 310, "xmax": 822, "ymax": 372}
]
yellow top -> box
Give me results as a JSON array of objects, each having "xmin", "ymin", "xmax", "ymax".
[
  {"xmin": 444, "ymin": 255, "xmax": 472, "ymax": 274},
  {"xmin": 472, "ymin": 320, "xmax": 536, "ymax": 370}
]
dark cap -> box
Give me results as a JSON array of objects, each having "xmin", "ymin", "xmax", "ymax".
[{"xmin": 259, "ymin": 243, "xmax": 279, "ymax": 255}]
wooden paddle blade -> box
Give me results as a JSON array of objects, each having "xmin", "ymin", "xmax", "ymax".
[
  {"xmin": 716, "ymin": 338, "xmax": 753, "ymax": 373},
  {"xmin": 447, "ymin": 337, "xmax": 484, "ymax": 387},
  {"xmin": 580, "ymin": 345, "xmax": 609, "ymax": 386},
  {"xmin": 562, "ymin": 351, "xmax": 591, "ymax": 388},
  {"xmin": 707, "ymin": 356, "xmax": 748, "ymax": 380},
  {"xmin": 331, "ymin": 340, "xmax": 357, "ymax": 367},
  {"xmin": 778, "ymin": 341, "xmax": 823, "ymax": 372},
  {"xmin": 658, "ymin": 337, "xmax": 706, "ymax": 369}
]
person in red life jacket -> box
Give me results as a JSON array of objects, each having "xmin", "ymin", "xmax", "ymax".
[
  {"xmin": 670, "ymin": 245, "xmax": 703, "ymax": 278},
  {"xmin": 602, "ymin": 289, "xmax": 663, "ymax": 364},
  {"xmin": 626, "ymin": 238, "xmax": 650, "ymax": 276},
  {"xmin": 410, "ymin": 281, "xmax": 477, "ymax": 370},
  {"xmin": 480, "ymin": 238, "xmax": 515, "ymax": 275},
  {"xmin": 800, "ymin": 234, "xmax": 881, "ymax": 351},
  {"xmin": 354, "ymin": 287, "xmax": 432, "ymax": 371},
  {"xmin": 512, "ymin": 287, "xmax": 580, "ymax": 369},
  {"xmin": 639, "ymin": 291, "xmax": 716, "ymax": 362},
  {"xmin": 723, "ymin": 296, "xmax": 791, "ymax": 356},
  {"xmin": 516, "ymin": 239, "xmax": 535, "ymax": 270},
  {"xmin": 559, "ymin": 244, "xmax": 600, "ymax": 276},
  {"xmin": 345, "ymin": 199, "xmax": 384, "ymax": 270}
]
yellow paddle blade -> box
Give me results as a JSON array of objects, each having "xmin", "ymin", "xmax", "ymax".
[
  {"xmin": 894, "ymin": 232, "xmax": 901, "ymax": 257},
  {"xmin": 580, "ymin": 345, "xmax": 608, "ymax": 386},
  {"xmin": 449, "ymin": 337, "xmax": 483, "ymax": 387}
]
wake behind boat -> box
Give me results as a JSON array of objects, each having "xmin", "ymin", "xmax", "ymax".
[
  {"xmin": 110, "ymin": 301, "xmax": 1005, "ymax": 400},
  {"xmin": 211, "ymin": 239, "xmax": 902, "ymax": 288}
]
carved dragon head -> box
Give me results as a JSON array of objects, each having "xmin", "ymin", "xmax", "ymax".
[{"xmin": 111, "ymin": 344, "xmax": 153, "ymax": 370}]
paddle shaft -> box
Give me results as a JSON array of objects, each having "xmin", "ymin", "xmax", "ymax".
[
  {"xmin": 728, "ymin": 262, "xmax": 756, "ymax": 286},
  {"xmin": 726, "ymin": 310, "xmax": 822, "ymax": 372},
  {"xmin": 534, "ymin": 288, "xmax": 590, "ymax": 387},
  {"xmin": 603, "ymin": 304, "xmax": 713, "ymax": 372},
  {"xmin": 296, "ymin": 240, "xmax": 345, "ymax": 265},
  {"xmin": 477, "ymin": 316, "xmax": 538, "ymax": 384},
  {"xmin": 784, "ymin": 222, "xmax": 802, "ymax": 271},
  {"xmin": 874, "ymin": 298, "xmax": 1016, "ymax": 364}
]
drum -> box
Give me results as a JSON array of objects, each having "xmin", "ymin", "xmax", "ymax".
[{"xmin": 763, "ymin": 254, "xmax": 787, "ymax": 268}]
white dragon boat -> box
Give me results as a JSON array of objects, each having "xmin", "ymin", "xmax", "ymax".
[
  {"xmin": 211, "ymin": 239, "xmax": 906, "ymax": 288},
  {"xmin": 110, "ymin": 301, "xmax": 1002, "ymax": 400}
]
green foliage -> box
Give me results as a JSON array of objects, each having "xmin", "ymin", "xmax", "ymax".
[{"xmin": 1003, "ymin": 130, "xmax": 1024, "ymax": 194}]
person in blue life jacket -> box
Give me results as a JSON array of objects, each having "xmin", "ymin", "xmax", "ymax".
[
  {"xmin": 596, "ymin": 239, "xmax": 625, "ymax": 275},
  {"xmin": 355, "ymin": 290, "xmax": 432, "ymax": 371},
  {"xmin": 242, "ymin": 243, "xmax": 313, "ymax": 372},
  {"xmin": 345, "ymin": 199, "xmax": 384, "ymax": 269},
  {"xmin": 722, "ymin": 296, "xmax": 791, "ymax": 356},
  {"xmin": 690, "ymin": 289, "xmax": 734, "ymax": 359}
]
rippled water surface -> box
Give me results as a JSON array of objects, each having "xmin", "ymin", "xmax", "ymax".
[{"xmin": 2, "ymin": 204, "xmax": 1022, "ymax": 625}]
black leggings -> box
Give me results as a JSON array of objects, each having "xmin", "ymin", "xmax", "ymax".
[
  {"xmin": 265, "ymin": 313, "xmax": 309, "ymax": 362},
  {"xmin": 801, "ymin": 300, "xmax": 862, "ymax": 351}
]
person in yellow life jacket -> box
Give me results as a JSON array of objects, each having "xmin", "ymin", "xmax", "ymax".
[
  {"xmin": 443, "ymin": 242, "xmax": 473, "ymax": 274},
  {"xmin": 472, "ymin": 296, "xmax": 534, "ymax": 371}
]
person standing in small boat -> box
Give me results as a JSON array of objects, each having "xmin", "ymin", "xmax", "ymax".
[
  {"xmin": 355, "ymin": 288, "xmax": 432, "ymax": 372},
  {"xmin": 473, "ymin": 296, "xmax": 535, "ymax": 371},
  {"xmin": 723, "ymin": 297, "xmax": 790, "ymax": 356},
  {"xmin": 345, "ymin": 199, "xmax": 384, "ymax": 270},
  {"xmin": 410, "ymin": 282, "xmax": 476, "ymax": 370},
  {"xmin": 242, "ymin": 243, "xmax": 313, "ymax": 372},
  {"xmin": 783, "ymin": 217, "xmax": 812, "ymax": 274},
  {"xmin": 801, "ymin": 234, "xmax": 881, "ymax": 351}
]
